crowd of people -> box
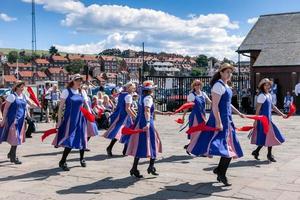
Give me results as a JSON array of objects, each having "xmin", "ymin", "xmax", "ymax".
[{"xmin": 0, "ymin": 63, "xmax": 293, "ymax": 187}]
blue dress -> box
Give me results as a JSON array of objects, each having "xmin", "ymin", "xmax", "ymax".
[
  {"xmin": 250, "ymin": 93, "xmax": 285, "ymax": 146},
  {"xmin": 187, "ymin": 80, "xmax": 243, "ymax": 158},
  {"xmin": 0, "ymin": 93, "xmax": 27, "ymax": 146},
  {"xmin": 126, "ymin": 94, "xmax": 162, "ymax": 158},
  {"xmin": 187, "ymin": 91, "xmax": 207, "ymax": 139},
  {"xmin": 103, "ymin": 92, "xmax": 134, "ymax": 142},
  {"xmin": 52, "ymin": 89, "xmax": 98, "ymax": 149}
]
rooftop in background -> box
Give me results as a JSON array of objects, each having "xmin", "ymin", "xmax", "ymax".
[{"xmin": 238, "ymin": 12, "xmax": 300, "ymax": 67}]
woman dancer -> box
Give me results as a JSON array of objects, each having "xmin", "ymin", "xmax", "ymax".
[
  {"xmin": 126, "ymin": 80, "xmax": 172, "ymax": 178},
  {"xmin": 0, "ymin": 81, "xmax": 38, "ymax": 164},
  {"xmin": 103, "ymin": 82, "xmax": 137, "ymax": 157},
  {"xmin": 53, "ymin": 74, "xmax": 98, "ymax": 171},
  {"xmin": 250, "ymin": 78, "xmax": 286, "ymax": 162},
  {"xmin": 187, "ymin": 64, "xmax": 245, "ymax": 186},
  {"xmin": 182, "ymin": 79, "xmax": 211, "ymax": 153}
]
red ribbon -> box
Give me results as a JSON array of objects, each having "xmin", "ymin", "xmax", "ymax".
[
  {"xmin": 27, "ymin": 86, "xmax": 41, "ymax": 107},
  {"xmin": 174, "ymin": 102, "xmax": 195, "ymax": 114},
  {"xmin": 121, "ymin": 127, "xmax": 144, "ymax": 135},
  {"xmin": 287, "ymin": 103, "xmax": 296, "ymax": 118},
  {"xmin": 186, "ymin": 122, "xmax": 220, "ymax": 134},
  {"xmin": 246, "ymin": 115, "xmax": 269, "ymax": 134},
  {"xmin": 41, "ymin": 128, "xmax": 57, "ymax": 141},
  {"xmin": 175, "ymin": 118, "xmax": 184, "ymax": 124},
  {"xmin": 236, "ymin": 126, "xmax": 254, "ymax": 131},
  {"xmin": 80, "ymin": 107, "xmax": 95, "ymax": 122}
]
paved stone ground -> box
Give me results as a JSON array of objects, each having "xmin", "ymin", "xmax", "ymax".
[{"xmin": 0, "ymin": 115, "xmax": 300, "ymax": 200}]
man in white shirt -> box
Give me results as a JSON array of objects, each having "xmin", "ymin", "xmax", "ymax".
[{"xmin": 294, "ymin": 79, "xmax": 300, "ymax": 114}]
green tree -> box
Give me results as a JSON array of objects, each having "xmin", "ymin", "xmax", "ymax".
[
  {"xmin": 223, "ymin": 57, "xmax": 232, "ymax": 64},
  {"xmin": 196, "ymin": 54, "xmax": 208, "ymax": 67},
  {"xmin": 49, "ymin": 46, "xmax": 58, "ymax": 55},
  {"xmin": 32, "ymin": 52, "xmax": 41, "ymax": 60},
  {"xmin": 191, "ymin": 67, "xmax": 207, "ymax": 77},
  {"xmin": 99, "ymin": 48, "xmax": 121, "ymax": 56},
  {"xmin": 7, "ymin": 51, "xmax": 18, "ymax": 63},
  {"xmin": 65, "ymin": 60, "xmax": 85, "ymax": 74}
]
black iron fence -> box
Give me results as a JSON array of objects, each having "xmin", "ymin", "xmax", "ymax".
[{"xmin": 143, "ymin": 74, "xmax": 250, "ymax": 111}]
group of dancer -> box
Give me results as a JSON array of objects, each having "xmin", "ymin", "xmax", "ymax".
[{"xmin": 0, "ymin": 63, "xmax": 288, "ymax": 187}]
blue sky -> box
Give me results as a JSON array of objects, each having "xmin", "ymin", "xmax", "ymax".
[{"xmin": 1, "ymin": 0, "xmax": 300, "ymax": 60}]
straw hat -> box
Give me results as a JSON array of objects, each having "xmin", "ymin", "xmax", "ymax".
[
  {"xmin": 258, "ymin": 78, "xmax": 273, "ymax": 88},
  {"xmin": 12, "ymin": 80, "xmax": 25, "ymax": 91},
  {"xmin": 69, "ymin": 73, "xmax": 83, "ymax": 82},
  {"xmin": 124, "ymin": 81, "xmax": 135, "ymax": 89},
  {"xmin": 142, "ymin": 80, "xmax": 157, "ymax": 90},
  {"xmin": 218, "ymin": 63, "xmax": 235, "ymax": 72}
]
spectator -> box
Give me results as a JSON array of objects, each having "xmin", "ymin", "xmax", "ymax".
[
  {"xmin": 270, "ymin": 78, "xmax": 277, "ymax": 106},
  {"xmin": 132, "ymin": 92, "xmax": 139, "ymax": 111},
  {"xmin": 294, "ymin": 79, "xmax": 300, "ymax": 114},
  {"xmin": 103, "ymin": 94, "xmax": 114, "ymax": 112},
  {"xmin": 116, "ymin": 82, "xmax": 124, "ymax": 93},
  {"xmin": 110, "ymin": 88, "xmax": 118, "ymax": 105},
  {"xmin": 253, "ymin": 89, "xmax": 259, "ymax": 112},
  {"xmin": 49, "ymin": 84, "xmax": 61, "ymax": 122},
  {"xmin": 43, "ymin": 84, "xmax": 52, "ymax": 123},
  {"xmin": 284, "ymin": 91, "xmax": 294, "ymax": 113},
  {"xmin": 97, "ymin": 91, "xmax": 104, "ymax": 105}
]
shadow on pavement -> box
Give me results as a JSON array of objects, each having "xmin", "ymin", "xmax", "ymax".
[
  {"xmin": 0, "ymin": 167, "xmax": 68, "ymax": 181},
  {"xmin": 203, "ymin": 159, "xmax": 270, "ymax": 172},
  {"xmin": 132, "ymin": 182, "xmax": 229, "ymax": 199},
  {"xmin": 139, "ymin": 155, "xmax": 194, "ymax": 165},
  {"xmin": 56, "ymin": 176, "xmax": 141, "ymax": 194}
]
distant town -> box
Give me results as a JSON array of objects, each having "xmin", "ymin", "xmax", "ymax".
[{"xmin": 0, "ymin": 46, "xmax": 250, "ymax": 88}]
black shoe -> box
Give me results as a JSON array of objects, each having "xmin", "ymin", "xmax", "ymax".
[
  {"xmin": 85, "ymin": 148, "xmax": 91, "ymax": 152},
  {"xmin": 147, "ymin": 166, "xmax": 159, "ymax": 176},
  {"xmin": 213, "ymin": 167, "xmax": 219, "ymax": 175},
  {"xmin": 106, "ymin": 147, "xmax": 113, "ymax": 157},
  {"xmin": 122, "ymin": 147, "xmax": 127, "ymax": 156},
  {"xmin": 252, "ymin": 150, "xmax": 260, "ymax": 160},
  {"xmin": 59, "ymin": 161, "xmax": 70, "ymax": 171},
  {"xmin": 267, "ymin": 154, "xmax": 277, "ymax": 162},
  {"xmin": 130, "ymin": 169, "xmax": 143, "ymax": 178},
  {"xmin": 80, "ymin": 159, "xmax": 87, "ymax": 167},
  {"xmin": 183, "ymin": 145, "xmax": 191, "ymax": 155},
  {"xmin": 26, "ymin": 135, "xmax": 33, "ymax": 138},
  {"xmin": 217, "ymin": 175, "xmax": 232, "ymax": 186},
  {"xmin": 10, "ymin": 157, "xmax": 22, "ymax": 165}
]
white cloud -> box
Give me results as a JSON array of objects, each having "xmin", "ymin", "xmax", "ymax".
[
  {"xmin": 21, "ymin": 0, "xmax": 244, "ymax": 60},
  {"xmin": 247, "ymin": 17, "xmax": 258, "ymax": 25},
  {"xmin": 0, "ymin": 13, "xmax": 17, "ymax": 22}
]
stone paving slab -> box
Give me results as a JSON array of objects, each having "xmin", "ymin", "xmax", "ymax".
[{"xmin": 0, "ymin": 115, "xmax": 300, "ymax": 200}]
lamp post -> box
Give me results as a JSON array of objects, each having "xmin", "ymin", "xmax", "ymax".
[
  {"xmin": 139, "ymin": 42, "xmax": 145, "ymax": 84},
  {"xmin": 238, "ymin": 52, "xmax": 241, "ymax": 110}
]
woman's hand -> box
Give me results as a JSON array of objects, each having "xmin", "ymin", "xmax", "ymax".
[
  {"xmin": 56, "ymin": 120, "xmax": 61, "ymax": 129},
  {"xmin": 253, "ymin": 120, "xmax": 257, "ymax": 127},
  {"xmin": 239, "ymin": 113, "xmax": 246, "ymax": 118},
  {"xmin": 282, "ymin": 114, "xmax": 288, "ymax": 119},
  {"xmin": 142, "ymin": 124, "xmax": 150, "ymax": 132},
  {"xmin": 0, "ymin": 120, "xmax": 5, "ymax": 127},
  {"xmin": 216, "ymin": 122, "xmax": 223, "ymax": 131},
  {"xmin": 164, "ymin": 111, "xmax": 173, "ymax": 116}
]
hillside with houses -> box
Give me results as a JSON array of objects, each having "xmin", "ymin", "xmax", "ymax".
[{"xmin": 0, "ymin": 46, "xmax": 250, "ymax": 88}]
